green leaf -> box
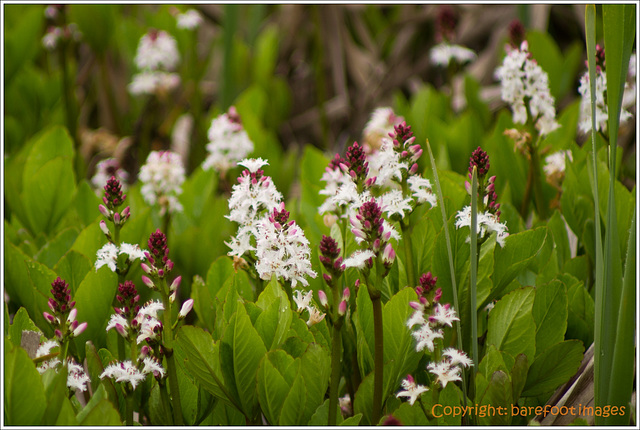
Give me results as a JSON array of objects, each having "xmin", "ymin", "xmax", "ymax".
[
  {"xmin": 41, "ymin": 364, "xmax": 77, "ymax": 425},
  {"xmin": 510, "ymin": 353, "xmax": 529, "ymax": 401},
  {"xmin": 4, "ymin": 344, "xmax": 47, "ymax": 425},
  {"xmin": 477, "ymin": 370, "xmax": 513, "ymax": 426},
  {"xmin": 388, "ymin": 401, "xmax": 430, "ymax": 425},
  {"xmin": 179, "ymin": 166, "xmax": 216, "ymax": 221},
  {"xmin": 9, "ymin": 307, "xmax": 41, "ymax": 346},
  {"xmin": 522, "ymin": 340, "xmax": 584, "ymax": 397},
  {"xmin": 73, "ymin": 180, "xmax": 102, "ymax": 227},
  {"xmin": 34, "ymin": 227, "xmax": 79, "ymax": 268},
  {"xmin": 307, "ymin": 399, "xmax": 343, "ymax": 425},
  {"xmin": 255, "ymin": 278, "xmax": 292, "ymax": 350},
  {"xmin": 53, "ymin": 250, "xmax": 93, "ymax": 296},
  {"xmin": 70, "ymin": 221, "xmax": 105, "ymax": 262},
  {"xmin": 547, "ymin": 210, "xmax": 571, "ymax": 269},
  {"xmin": 353, "ymin": 285, "xmax": 375, "ymax": 378},
  {"xmin": 76, "ymin": 385, "xmax": 122, "ymax": 425},
  {"xmin": 486, "ymin": 287, "xmax": 536, "ymax": 361},
  {"xmin": 174, "ymin": 326, "xmax": 235, "ymax": 408},
  {"xmin": 486, "ymin": 227, "xmax": 547, "ymax": 305},
  {"xmin": 221, "ymin": 304, "xmax": 267, "ymax": 419},
  {"xmin": 279, "ymin": 371, "xmax": 307, "ymax": 425},
  {"xmin": 72, "ymin": 268, "xmax": 118, "ymax": 359},
  {"xmin": 353, "ymin": 371, "xmax": 374, "ymax": 425},
  {"xmin": 85, "ymin": 342, "xmax": 118, "ymax": 408},
  {"xmin": 437, "ymin": 383, "xmax": 463, "ymax": 426},
  {"xmin": 532, "ymin": 280, "xmax": 568, "ymax": 356},
  {"xmin": 478, "ymin": 344, "xmax": 510, "ymax": 380},
  {"xmin": 4, "ymin": 5, "xmax": 42, "ymax": 84},
  {"xmin": 299, "ymin": 343, "xmax": 331, "ymax": 423},
  {"xmin": 22, "ymin": 157, "xmax": 77, "ymax": 236},
  {"xmin": 68, "ymin": 4, "xmax": 117, "ymax": 54},
  {"xmin": 341, "ymin": 414, "xmax": 363, "ymax": 425},
  {"xmin": 257, "ymin": 350, "xmax": 294, "ymax": 425}
]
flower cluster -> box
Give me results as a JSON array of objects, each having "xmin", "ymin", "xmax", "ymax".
[
  {"xmin": 202, "ymin": 106, "xmax": 254, "ymax": 175},
  {"xmin": 347, "ymin": 199, "xmax": 396, "ymax": 270},
  {"xmin": 139, "ymin": 150, "xmax": 186, "ymax": 215},
  {"xmin": 91, "ymin": 159, "xmax": 129, "ymax": 195},
  {"xmin": 43, "ymin": 277, "xmax": 87, "ymax": 341},
  {"xmin": 456, "ymin": 147, "xmax": 509, "ymax": 247},
  {"xmin": 429, "ymin": 6, "xmax": 476, "ymax": 67},
  {"xmin": 396, "ymin": 374, "xmax": 429, "ymax": 405},
  {"xmin": 100, "ymin": 357, "xmax": 165, "ymax": 390},
  {"xmin": 292, "ymin": 290, "xmax": 326, "ymax": 327},
  {"xmin": 578, "ymin": 47, "xmax": 636, "ymax": 135},
  {"xmin": 362, "ymin": 107, "xmax": 404, "ymax": 152},
  {"xmin": 129, "ymin": 29, "xmax": 180, "ymax": 96},
  {"xmin": 175, "ymin": 9, "xmax": 203, "ymax": 30},
  {"xmin": 35, "ymin": 340, "xmax": 91, "ymax": 392},
  {"xmin": 41, "ymin": 6, "xmax": 81, "ymax": 51},
  {"xmin": 318, "ymin": 235, "xmax": 345, "ymax": 285},
  {"xmin": 226, "ymin": 158, "xmax": 283, "ymax": 258},
  {"xmin": 254, "ymin": 203, "xmax": 317, "ymax": 288},
  {"xmin": 543, "ymin": 149, "xmax": 573, "ymax": 188},
  {"xmin": 427, "ymin": 347, "xmax": 473, "ymax": 388},
  {"xmin": 494, "ymin": 39, "xmax": 560, "ymax": 137}
]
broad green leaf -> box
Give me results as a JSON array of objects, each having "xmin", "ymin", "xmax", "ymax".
[
  {"xmin": 307, "ymin": 399, "xmax": 343, "ymax": 425},
  {"xmin": 76, "ymin": 385, "xmax": 122, "ymax": 425},
  {"xmin": 477, "ymin": 370, "xmax": 512, "ymax": 426},
  {"xmin": 72, "ymin": 268, "xmax": 118, "ymax": 359},
  {"xmin": 388, "ymin": 401, "xmax": 430, "ymax": 425},
  {"xmin": 148, "ymin": 384, "xmax": 171, "ymax": 425},
  {"xmin": 486, "ymin": 287, "xmax": 536, "ymax": 361},
  {"xmin": 431, "ymin": 214, "xmax": 470, "ymax": 309},
  {"xmin": 53, "ymin": 250, "xmax": 92, "ymax": 295},
  {"xmin": 437, "ymin": 383, "xmax": 463, "ymax": 426},
  {"xmin": 564, "ymin": 276, "xmax": 594, "ymax": 347},
  {"xmin": 9, "ymin": 307, "xmax": 41, "ymax": 346},
  {"xmin": 41, "ymin": 364, "xmax": 75, "ymax": 425},
  {"xmin": 522, "ymin": 340, "xmax": 584, "ymax": 397},
  {"xmin": 341, "ymin": 414, "xmax": 363, "ymax": 425},
  {"xmin": 299, "ymin": 343, "xmax": 331, "ymax": 423},
  {"xmin": 178, "ymin": 166, "xmax": 216, "ymax": 222},
  {"xmin": 252, "ymin": 25, "xmax": 280, "ymax": 86},
  {"xmin": 532, "ymin": 280, "xmax": 568, "ymax": 356},
  {"xmin": 174, "ymin": 326, "xmax": 235, "ymax": 408},
  {"xmin": 4, "ymin": 5, "xmax": 42, "ymax": 83},
  {"xmin": 5, "ymin": 239, "xmax": 44, "ymax": 327},
  {"xmin": 511, "ymin": 353, "xmax": 529, "ymax": 402},
  {"xmin": 34, "ymin": 227, "xmax": 79, "ymax": 268},
  {"xmin": 257, "ymin": 351, "xmax": 294, "ymax": 425},
  {"xmin": 73, "ymin": 180, "xmax": 102, "ymax": 227},
  {"xmin": 547, "ymin": 210, "xmax": 571, "ymax": 269},
  {"xmin": 70, "ymin": 221, "xmax": 106, "ymax": 262},
  {"xmin": 22, "ymin": 157, "xmax": 76, "ymax": 236},
  {"xmin": 4, "ymin": 345, "xmax": 46, "ymax": 425},
  {"xmin": 279, "ymin": 370, "xmax": 307, "ymax": 425},
  {"xmin": 207, "ymin": 399, "xmax": 246, "ymax": 425},
  {"xmin": 22, "ymin": 126, "xmax": 74, "ymax": 180},
  {"xmin": 221, "ymin": 304, "xmax": 267, "ymax": 419},
  {"xmin": 487, "ymin": 227, "xmax": 547, "ymax": 305},
  {"xmin": 85, "ymin": 342, "xmax": 118, "ymax": 408},
  {"xmin": 255, "ymin": 278, "xmax": 292, "ymax": 350},
  {"xmin": 353, "ymin": 371, "xmax": 374, "ymax": 425},
  {"xmin": 478, "ymin": 345, "xmax": 510, "ymax": 380}
]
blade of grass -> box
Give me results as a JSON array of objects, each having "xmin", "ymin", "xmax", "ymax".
[
  {"xmin": 426, "ymin": 140, "xmax": 469, "ymax": 412},
  {"xmin": 606, "ymin": 207, "xmax": 636, "ymax": 425},
  {"xmin": 585, "ymin": 6, "xmax": 606, "ymax": 424}
]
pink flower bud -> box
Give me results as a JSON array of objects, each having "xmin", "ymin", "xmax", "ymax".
[
  {"xmin": 141, "ymin": 263, "xmax": 152, "ymax": 274},
  {"xmin": 158, "ymin": 269, "xmax": 165, "ymax": 277},
  {"xmin": 113, "ymin": 212, "xmax": 121, "ymax": 224},
  {"xmin": 55, "ymin": 329, "xmax": 63, "ymax": 340},
  {"xmin": 98, "ymin": 204, "xmax": 110, "ymax": 218},
  {"xmin": 99, "ymin": 220, "xmax": 110, "ymax": 237},
  {"xmin": 382, "ymin": 243, "xmax": 395, "ymax": 265},
  {"xmin": 372, "ymin": 238, "xmax": 381, "ymax": 252},
  {"xmin": 43, "ymin": 312, "xmax": 56, "ymax": 324},
  {"xmin": 169, "ymin": 291, "xmax": 177, "ymax": 303},
  {"xmin": 409, "ymin": 163, "xmax": 419, "ymax": 175},
  {"xmin": 67, "ymin": 308, "xmax": 77, "ymax": 324},
  {"xmin": 48, "ymin": 299, "xmax": 56, "ymax": 312},
  {"xmin": 338, "ymin": 300, "xmax": 347, "ymax": 316},
  {"xmin": 318, "ymin": 290, "xmax": 328, "ymax": 308},
  {"xmin": 433, "ymin": 288, "xmax": 442, "ymax": 302},
  {"xmin": 170, "ymin": 276, "xmax": 182, "ymax": 292},
  {"xmin": 73, "ymin": 322, "xmax": 88, "ymax": 337},
  {"xmin": 142, "ymin": 276, "xmax": 155, "ymax": 289},
  {"xmin": 166, "ymin": 260, "xmax": 174, "ymax": 271},
  {"xmin": 122, "ymin": 206, "xmax": 130, "ymax": 219},
  {"xmin": 342, "ymin": 287, "xmax": 350, "ymax": 301},
  {"xmin": 409, "ymin": 144, "xmax": 422, "ymax": 154},
  {"xmin": 323, "ymin": 273, "xmax": 332, "ymax": 283},
  {"xmin": 409, "ymin": 301, "xmax": 422, "ymax": 311},
  {"xmin": 140, "ymin": 345, "xmax": 151, "ymax": 357},
  {"xmin": 179, "ymin": 299, "xmax": 194, "ymax": 319},
  {"xmin": 355, "ymin": 279, "xmax": 360, "ymax": 289}
]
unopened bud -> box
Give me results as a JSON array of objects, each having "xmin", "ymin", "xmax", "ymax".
[
  {"xmin": 141, "ymin": 276, "xmax": 155, "ymax": 289},
  {"xmin": 73, "ymin": 322, "xmax": 88, "ymax": 337},
  {"xmin": 318, "ymin": 290, "xmax": 328, "ymax": 308},
  {"xmin": 382, "ymin": 243, "xmax": 396, "ymax": 266},
  {"xmin": 323, "ymin": 273, "xmax": 332, "ymax": 283},
  {"xmin": 67, "ymin": 308, "xmax": 77, "ymax": 324},
  {"xmin": 179, "ymin": 299, "xmax": 194, "ymax": 319},
  {"xmin": 170, "ymin": 276, "xmax": 182, "ymax": 292},
  {"xmin": 338, "ymin": 300, "xmax": 347, "ymax": 316},
  {"xmin": 342, "ymin": 287, "xmax": 350, "ymax": 301},
  {"xmin": 98, "ymin": 204, "xmax": 110, "ymax": 219}
]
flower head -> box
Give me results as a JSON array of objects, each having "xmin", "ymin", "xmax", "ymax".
[
  {"xmin": 176, "ymin": 9, "xmax": 203, "ymax": 30},
  {"xmin": 396, "ymin": 374, "xmax": 429, "ymax": 405},
  {"xmin": 203, "ymin": 107, "xmax": 254, "ymax": 175},
  {"xmin": 293, "ymin": 290, "xmax": 313, "ymax": 312},
  {"xmin": 430, "ymin": 43, "xmax": 477, "ymax": 67},
  {"xmin": 92, "ymin": 160, "xmax": 128, "ymax": 195},
  {"xmin": 139, "ymin": 151, "xmax": 185, "ymax": 215},
  {"xmin": 427, "ymin": 360, "xmax": 462, "ymax": 389},
  {"xmin": 66, "ymin": 359, "xmax": 91, "ymax": 392},
  {"xmin": 100, "ymin": 360, "xmax": 147, "ymax": 390},
  {"xmin": 134, "ymin": 29, "xmax": 180, "ymax": 71}
]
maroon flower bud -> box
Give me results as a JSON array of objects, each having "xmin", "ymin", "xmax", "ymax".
[
  {"xmin": 436, "ymin": 5, "xmax": 458, "ymax": 43},
  {"xmin": 508, "ymin": 19, "xmax": 526, "ymax": 49},
  {"xmin": 104, "ymin": 176, "xmax": 126, "ymax": 210},
  {"xmin": 469, "ymin": 146, "xmax": 490, "ymax": 178},
  {"xmin": 345, "ymin": 142, "xmax": 369, "ymax": 185},
  {"xmin": 328, "ymin": 153, "xmax": 347, "ymax": 171}
]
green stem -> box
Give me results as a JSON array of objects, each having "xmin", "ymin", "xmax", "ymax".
[
  {"xmin": 468, "ymin": 168, "xmax": 479, "ymax": 414},
  {"xmin": 125, "ymin": 391, "xmax": 134, "ymax": 426},
  {"xmin": 328, "ymin": 313, "xmax": 343, "ymax": 425},
  {"xmin": 117, "ymin": 334, "xmax": 126, "ymax": 362},
  {"xmin": 530, "ymin": 145, "xmax": 547, "ymax": 219},
  {"xmin": 60, "ymin": 339, "xmax": 70, "ymax": 363},
  {"xmin": 418, "ymin": 398, "xmax": 431, "ymax": 421},
  {"xmin": 400, "ymin": 220, "xmax": 415, "ymax": 288},
  {"xmin": 159, "ymin": 381, "xmax": 173, "ymax": 424},
  {"xmin": 160, "ymin": 282, "xmax": 183, "ymax": 425},
  {"xmin": 370, "ymin": 292, "xmax": 383, "ymax": 425}
]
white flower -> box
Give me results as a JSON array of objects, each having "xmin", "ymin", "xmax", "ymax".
[
  {"xmin": 343, "ymin": 249, "xmax": 376, "ymax": 269},
  {"xmin": 339, "ymin": 394, "xmax": 352, "ymax": 416},
  {"xmin": 543, "ymin": 150, "xmax": 573, "ymax": 177},
  {"xmin": 142, "ymin": 356, "xmax": 166, "ymax": 378},
  {"xmin": 495, "ymin": 41, "xmax": 560, "ymax": 136},
  {"xmin": 367, "ymin": 139, "xmax": 407, "ymax": 187},
  {"xmin": 411, "ymin": 323, "xmax": 444, "ymax": 353},
  {"xmin": 134, "ymin": 30, "xmax": 180, "ymax": 71},
  {"xmin": 306, "ymin": 305, "xmax": 326, "ymax": 327},
  {"xmin": 91, "ymin": 158, "xmax": 129, "ymax": 194},
  {"xmin": 203, "ymin": 111, "xmax": 254, "ymax": 174},
  {"xmin": 95, "ymin": 242, "xmax": 119, "ymax": 272},
  {"xmin": 128, "ymin": 71, "xmax": 180, "ymax": 96},
  {"xmin": 396, "ymin": 375, "xmax": 429, "ymax": 405},
  {"xmin": 378, "ymin": 189, "xmax": 413, "ymax": 219},
  {"xmin": 254, "ymin": 213, "xmax": 317, "ymax": 288},
  {"xmin": 119, "ymin": 243, "xmax": 146, "ymax": 262},
  {"xmin": 442, "ymin": 347, "xmax": 474, "ymax": 368},
  {"xmin": 578, "ymin": 64, "xmax": 635, "ymax": 134},
  {"xmin": 139, "ymin": 150, "xmax": 185, "ymax": 215},
  {"xmin": 318, "ymin": 165, "xmax": 351, "ymax": 215},
  {"xmin": 363, "ymin": 107, "xmax": 403, "ymax": 150},
  {"xmin": 176, "ymin": 9, "xmax": 203, "ymax": 30},
  {"xmin": 293, "ymin": 290, "xmax": 313, "ymax": 312},
  {"xmin": 42, "ymin": 27, "xmax": 62, "ymax": 50},
  {"xmin": 455, "ymin": 206, "xmax": 509, "ymax": 247},
  {"xmin": 430, "ymin": 43, "xmax": 477, "ymax": 67},
  {"xmin": 66, "ymin": 360, "xmax": 91, "ymax": 392},
  {"xmin": 429, "ymin": 303, "xmax": 460, "ymax": 327},
  {"xmin": 408, "ymin": 175, "xmax": 437, "ymax": 207},
  {"xmin": 106, "ymin": 314, "xmax": 129, "ymax": 337},
  {"xmin": 100, "ymin": 360, "xmax": 147, "ymax": 390},
  {"xmin": 406, "ymin": 310, "xmax": 427, "ymax": 329},
  {"xmin": 36, "ymin": 340, "xmax": 61, "ymax": 374},
  {"xmin": 137, "ymin": 300, "xmax": 164, "ymax": 319},
  {"xmin": 238, "ymin": 157, "xmax": 269, "ymax": 173},
  {"xmin": 427, "ymin": 360, "xmax": 462, "ymax": 389},
  {"xmin": 225, "ymin": 225, "xmax": 256, "ymax": 258},
  {"xmin": 136, "ymin": 316, "xmax": 163, "ymax": 345}
]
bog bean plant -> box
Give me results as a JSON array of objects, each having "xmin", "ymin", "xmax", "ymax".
[{"xmin": 3, "ymin": 4, "xmax": 637, "ymax": 427}]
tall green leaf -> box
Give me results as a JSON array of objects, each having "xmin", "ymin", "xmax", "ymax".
[
  {"xmin": 522, "ymin": 340, "xmax": 584, "ymax": 397},
  {"xmin": 486, "ymin": 287, "xmax": 536, "ymax": 361},
  {"xmin": 532, "ymin": 280, "xmax": 568, "ymax": 356},
  {"xmin": 4, "ymin": 345, "xmax": 47, "ymax": 425}
]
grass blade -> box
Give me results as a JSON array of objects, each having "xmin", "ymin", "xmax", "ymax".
[{"xmin": 585, "ymin": 6, "xmax": 606, "ymax": 423}]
